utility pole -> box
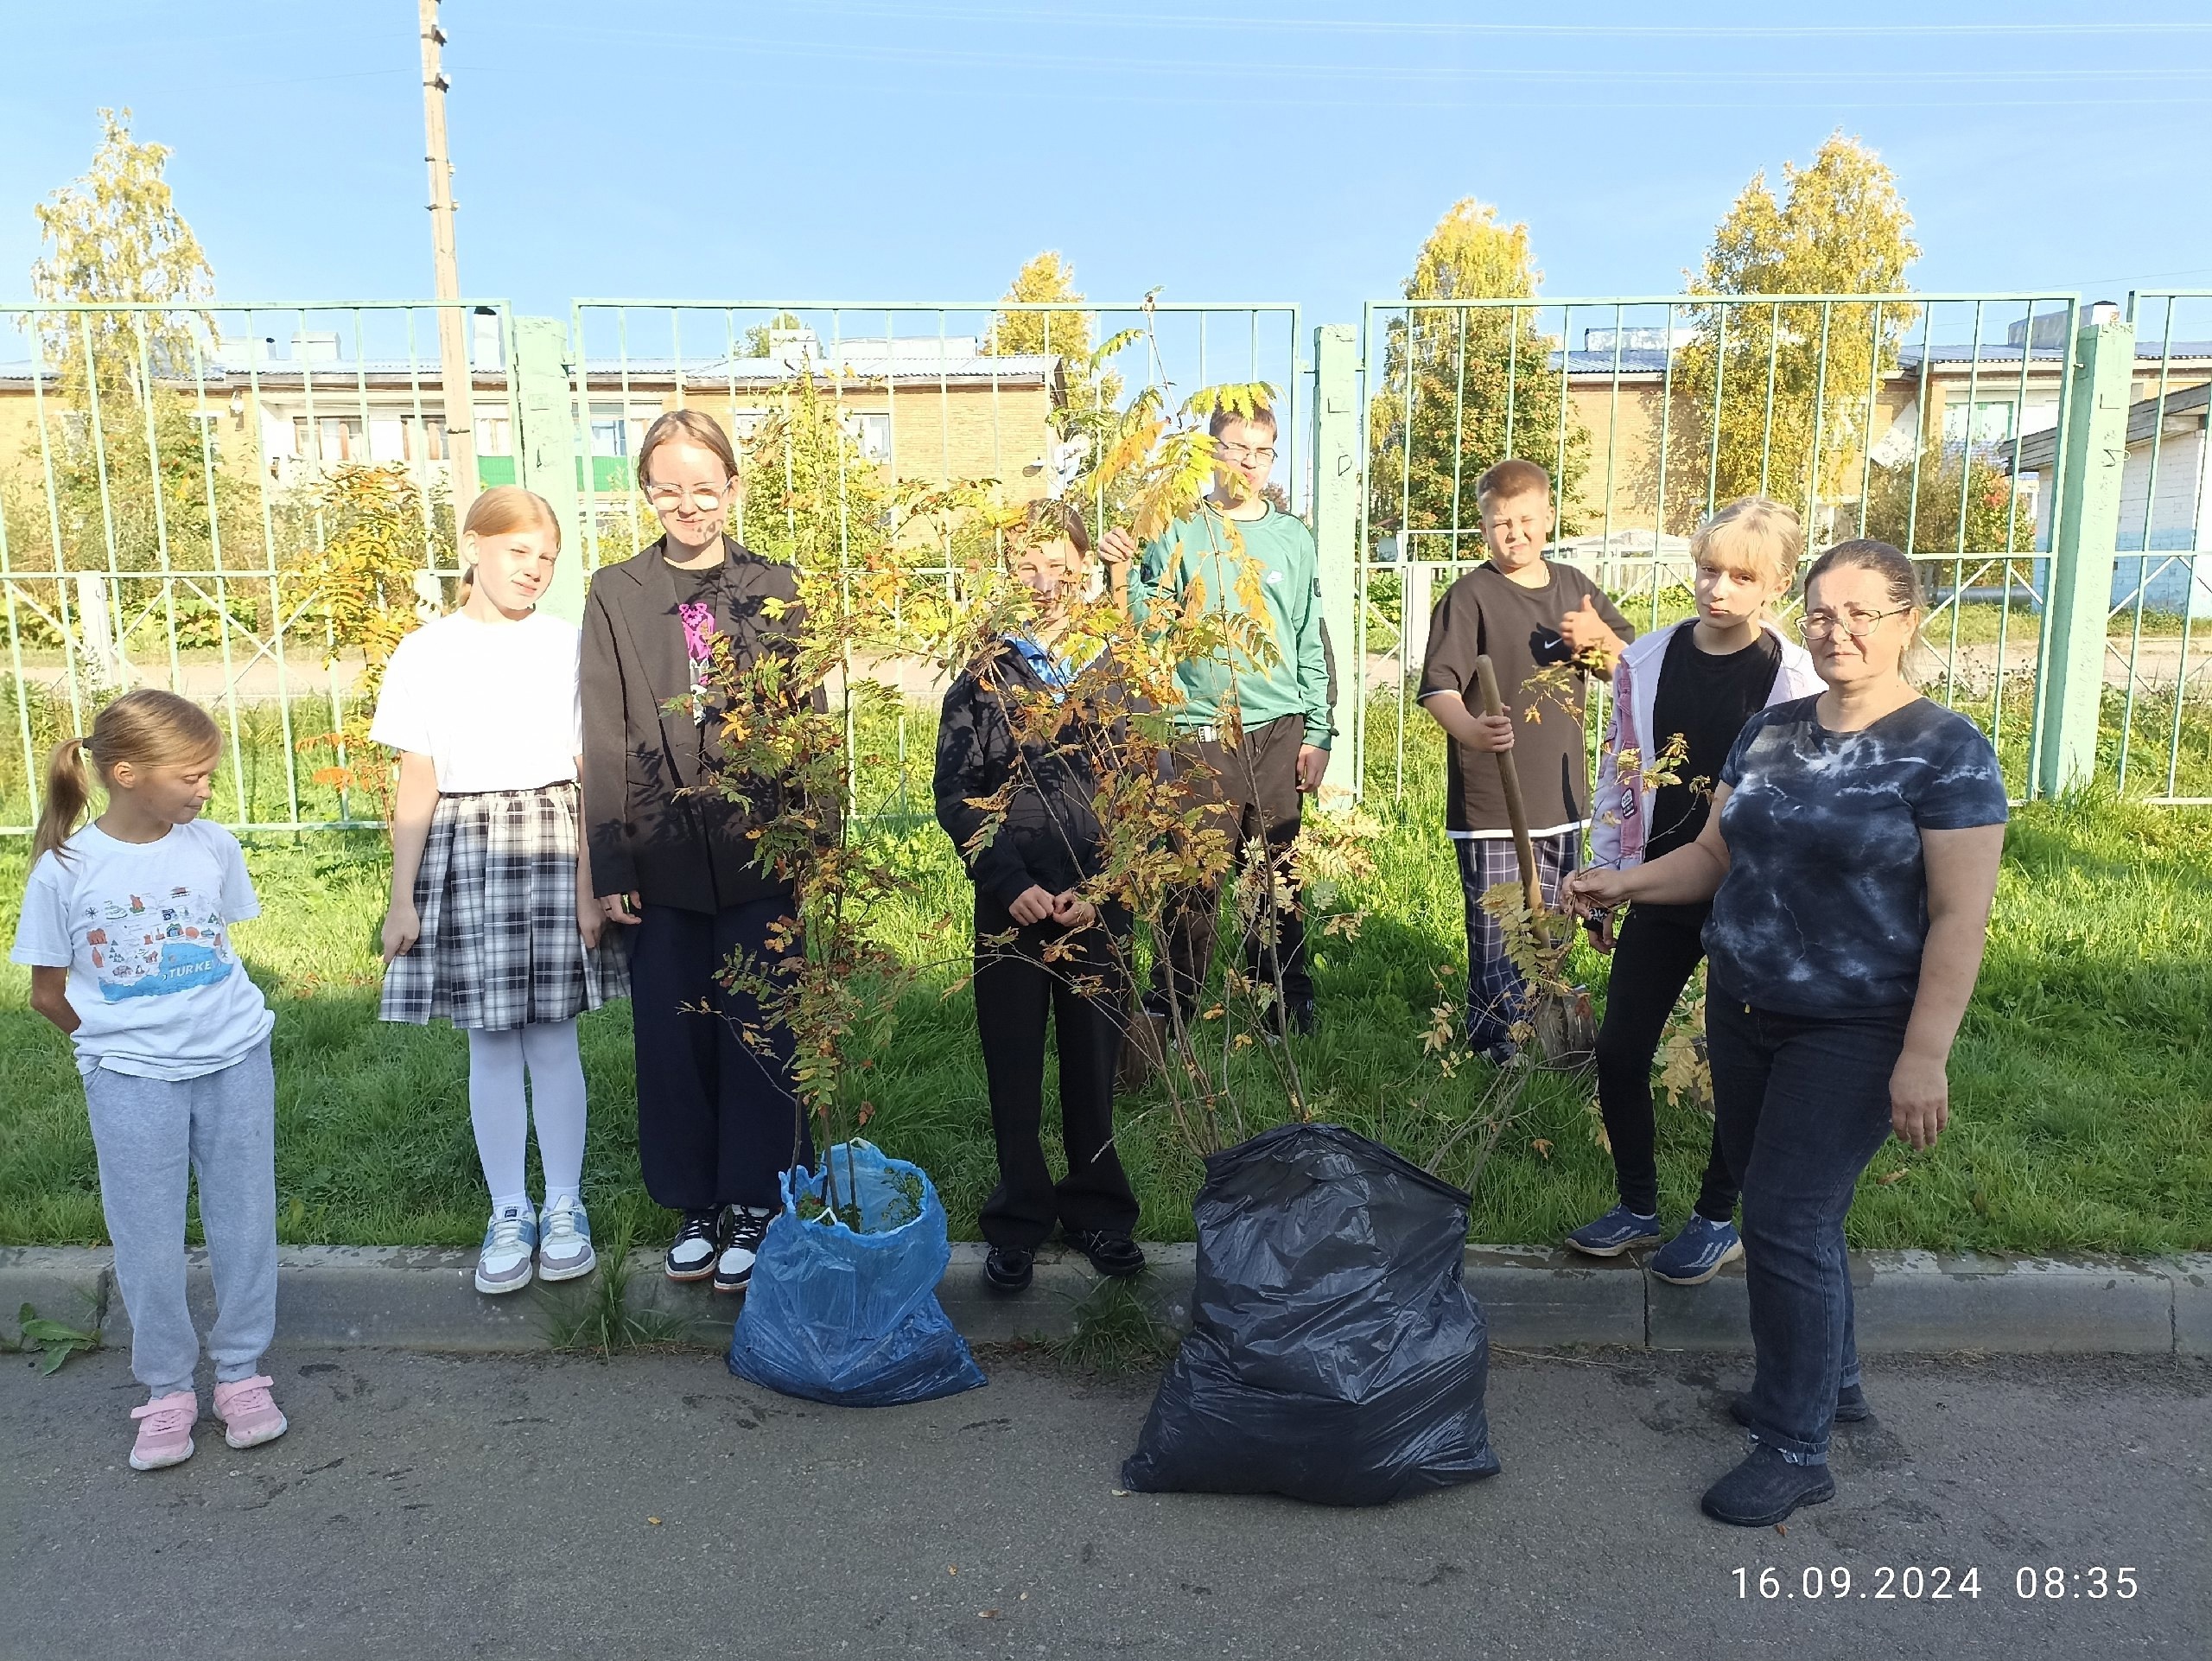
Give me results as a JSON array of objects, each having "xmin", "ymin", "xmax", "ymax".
[{"xmin": 419, "ymin": 0, "xmax": 478, "ymax": 531}]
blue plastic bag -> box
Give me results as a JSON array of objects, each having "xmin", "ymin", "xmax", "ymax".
[{"xmin": 728, "ymin": 1140, "xmax": 987, "ymax": 1407}]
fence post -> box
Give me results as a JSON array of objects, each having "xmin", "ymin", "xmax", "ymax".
[
  {"xmin": 2034, "ymin": 313, "xmax": 2134, "ymax": 798},
  {"xmin": 1310, "ymin": 323, "xmax": 1361, "ymax": 796},
  {"xmin": 509, "ymin": 315, "xmax": 587, "ymax": 626}
]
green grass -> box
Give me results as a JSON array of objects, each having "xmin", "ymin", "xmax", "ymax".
[{"xmin": 0, "ymin": 704, "xmax": 2207, "ymax": 1257}]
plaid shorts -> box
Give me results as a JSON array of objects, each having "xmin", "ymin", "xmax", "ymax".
[{"xmin": 379, "ymin": 781, "xmax": 629, "ymax": 1031}]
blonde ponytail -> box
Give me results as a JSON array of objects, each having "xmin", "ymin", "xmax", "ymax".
[
  {"xmin": 33, "ymin": 690, "xmax": 223, "ymax": 866},
  {"xmin": 34, "ymin": 738, "xmax": 95, "ymax": 865}
]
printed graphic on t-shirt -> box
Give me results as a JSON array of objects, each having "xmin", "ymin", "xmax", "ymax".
[
  {"xmin": 79, "ymin": 884, "xmax": 237, "ymax": 1002},
  {"xmin": 1529, "ymin": 624, "xmax": 1573, "ymax": 668}
]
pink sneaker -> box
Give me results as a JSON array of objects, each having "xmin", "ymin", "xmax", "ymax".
[
  {"xmin": 212, "ymin": 1375, "xmax": 289, "ymax": 1450},
  {"xmin": 128, "ymin": 1391, "xmax": 198, "ymax": 1471}
]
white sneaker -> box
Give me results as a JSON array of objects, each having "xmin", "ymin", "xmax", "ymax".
[
  {"xmin": 537, "ymin": 1196, "xmax": 597, "ymax": 1282},
  {"xmin": 474, "ymin": 1205, "xmax": 537, "ymax": 1295},
  {"xmin": 712, "ymin": 1206, "xmax": 775, "ymax": 1295}
]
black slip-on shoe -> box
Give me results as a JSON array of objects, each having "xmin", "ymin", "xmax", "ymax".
[
  {"xmin": 1700, "ymin": 1446, "xmax": 1837, "ymax": 1528},
  {"xmin": 983, "ymin": 1246, "xmax": 1034, "ymax": 1293},
  {"xmin": 1066, "ymin": 1229, "xmax": 1146, "ymax": 1279},
  {"xmin": 1728, "ymin": 1383, "xmax": 1872, "ymax": 1429}
]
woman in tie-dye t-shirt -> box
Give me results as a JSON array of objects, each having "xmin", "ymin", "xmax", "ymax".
[{"xmin": 1566, "ymin": 539, "xmax": 2006, "ymax": 1531}]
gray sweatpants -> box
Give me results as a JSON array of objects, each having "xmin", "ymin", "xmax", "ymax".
[{"xmin": 84, "ymin": 1041, "xmax": 278, "ymax": 1399}]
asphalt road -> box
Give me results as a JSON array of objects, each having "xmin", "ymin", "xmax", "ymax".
[{"xmin": 3, "ymin": 1343, "xmax": 2204, "ymax": 1660}]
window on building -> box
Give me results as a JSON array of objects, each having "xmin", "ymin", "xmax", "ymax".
[
  {"xmin": 475, "ymin": 410, "xmax": 513, "ymax": 457},
  {"xmin": 1941, "ymin": 398, "xmax": 2017, "ymax": 450},
  {"xmin": 588, "ymin": 403, "xmax": 629, "ymax": 458},
  {"xmin": 295, "ymin": 416, "xmax": 366, "ymax": 461},
  {"xmin": 847, "ymin": 411, "xmax": 893, "ymax": 464},
  {"xmin": 408, "ymin": 415, "xmax": 449, "ymax": 461}
]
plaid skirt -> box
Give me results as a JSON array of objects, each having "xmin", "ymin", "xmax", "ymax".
[{"xmin": 379, "ymin": 781, "xmax": 630, "ymax": 1030}]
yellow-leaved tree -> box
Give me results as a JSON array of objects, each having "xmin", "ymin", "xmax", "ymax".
[
  {"xmin": 30, "ymin": 107, "xmax": 217, "ymax": 388},
  {"xmin": 1368, "ymin": 198, "xmax": 1587, "ymax": 547},
  {"xmin": 1664, "ymin": 132, "xmax": 1920, "ymax": 533}
]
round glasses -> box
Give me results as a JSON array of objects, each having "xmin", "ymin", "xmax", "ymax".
[
  {"xmin": 643, "ymin": 479, "xmax": 734, "ymax": 512},
  {"xmin": 1214, "ymin": 442, "xmax": 1276, "ymax": 465}
]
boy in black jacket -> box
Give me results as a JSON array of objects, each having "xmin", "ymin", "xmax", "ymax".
[{"xmin": 934, "ymin": 500, "xmax": 1143, "ymax": 1294}]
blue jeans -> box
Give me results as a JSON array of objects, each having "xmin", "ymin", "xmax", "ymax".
[{"xmin": 1707, "ymin": 996, "xmax": 1909, "ymax": 1464}]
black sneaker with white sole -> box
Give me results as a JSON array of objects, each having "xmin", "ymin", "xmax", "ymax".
[
  {"xmin": 664, "ymin": 1209, "xmax": 724, "ymax": 1282},
  {"xmin": 713, "ymin": 1206, "xmax": 777, "ymax": 1295}
]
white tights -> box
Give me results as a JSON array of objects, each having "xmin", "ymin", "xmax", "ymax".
[{"xmin": 467, "ymin": 1021, "xmax": 588, "ymax": 1207}]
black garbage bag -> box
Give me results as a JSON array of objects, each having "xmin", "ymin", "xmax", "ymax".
[{"xmin": 1121, "ymin": 1123, "xmax": 1500, "ymax": 1506}]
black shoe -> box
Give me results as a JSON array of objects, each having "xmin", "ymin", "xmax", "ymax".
[
  {"xmin": 1727, "ymin": 1382, "xmax": 1872, "ymax": 1429},
  {"xmin": 983, "ymin": 1246, "xmax": 1034, "ymax": 1293},
  {"xmin": 1066, "ymin": 1229, "xmax": 1146, "ymax": 1279},
  {"xmin": 1700, "ymin": 1445, "xmax": 1837, "ymax": 1528},
  {"xmin": 664, "ymin": 1209, "xmax": 725, "ymax": 1282},
  {"xmin": 712, "ymin": 1206, "xmax": 775, "ymax": 1295},
  {"xmin": 1287, "ymin": 994, "xmax": 1317, "ymax": 1036}
]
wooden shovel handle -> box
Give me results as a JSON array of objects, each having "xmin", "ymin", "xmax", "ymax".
[{"xmin": 1472, "ymin": 654, "xmax": 1542, "ymax": 919}]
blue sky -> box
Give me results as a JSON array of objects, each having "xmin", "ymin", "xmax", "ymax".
[{"xmin": 3, "ymin": 2, "xmax": 2209, "ymax": 328}]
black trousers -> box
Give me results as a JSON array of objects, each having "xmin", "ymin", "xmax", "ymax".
[
  {"xmin": 1593, "ymin": 903, "xmax": 1739, "ymax": 1221},
  {"xmin": 1709, "ymin": 997, "xmax": 1908, "ymax": 1463},
  {"xmin": 630, "ymin": 897, "xmax": 810, "ymax": 1213},
  {"xmin": 974, "ymin": 892, "xmax": 1139, "ymax": 1252},
  {"xmin": 1153, "ymin": 713, "xmax": 1311, "ymax": 1016}
]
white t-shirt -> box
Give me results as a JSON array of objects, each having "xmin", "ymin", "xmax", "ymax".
[
  {"xmin": 369, "ymin": 610, "xmax": 583, "ymax": 793},
  {"xmin": 11, "ymin": 819, "xmax": 275, "ymax": 1080}
]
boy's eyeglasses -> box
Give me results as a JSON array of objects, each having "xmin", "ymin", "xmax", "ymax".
[
  {"xmin": 1214, "ymin": 442, "xmax": 1276, "ymax": 465},
  {"xmin": 1796, "ymin": 605, "xmax": 1911, "ymax": 640},
  {"xmin": 643, "ymin": 480, "xmax": 735, "ymax": 512}
]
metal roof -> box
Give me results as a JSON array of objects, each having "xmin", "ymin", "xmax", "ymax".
[
  {"xmin": 2004, "ymin": 381, "xmax": 2212, "ymax": 473},
  {"xmin": 0, "ymin": 349, "xmax": 1062, "ymax": 391}
]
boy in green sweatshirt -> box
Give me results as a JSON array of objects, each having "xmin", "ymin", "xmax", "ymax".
[{"xmin": 1099, "ymin": 404, "xmax": 1333, "ymax": 1035}]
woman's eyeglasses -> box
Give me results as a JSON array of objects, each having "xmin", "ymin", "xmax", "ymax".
[
  {"xmin": 1796, "ymin": 605, "xmax": 1912, "ymax": 640},
  {"xmin": 643, "ymin": 479, "xmax": 735, "ymax": 512}
]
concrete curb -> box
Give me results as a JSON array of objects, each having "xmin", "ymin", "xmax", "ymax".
[{"xmin": 8, "ymin": 1242, "xmax": 2208, "ymax": 1359}]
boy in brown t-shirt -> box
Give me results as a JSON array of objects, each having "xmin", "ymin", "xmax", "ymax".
[{"xmin": 1417, "ymin": 459, "xmax": 1633, "ymax": 1061}]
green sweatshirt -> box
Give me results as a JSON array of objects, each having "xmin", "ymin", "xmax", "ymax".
[{"xmin": 1128, "ymin": 503, "xmax": 1333, "ymax": 748}]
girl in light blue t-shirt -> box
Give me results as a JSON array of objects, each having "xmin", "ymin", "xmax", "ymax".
[{"xmin": 10, "ymin": 689, "xmax": 285, "ymax": 1473}]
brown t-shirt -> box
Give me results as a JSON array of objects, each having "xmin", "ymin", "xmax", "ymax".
[{"xmin": 1417, "ymin": 561, "xmax": 1635, "ymax": 837}]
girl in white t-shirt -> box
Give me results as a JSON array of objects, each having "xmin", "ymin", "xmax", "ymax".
[
  {"xmin": 372, "ymin": 486, "xmax": 627, "ymax": 1296},
  {"xmin": 10, "ymin": 690, "xmax": 285, "ymax": 1472}
]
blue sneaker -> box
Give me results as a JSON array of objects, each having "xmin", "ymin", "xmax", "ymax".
[
  {"xmin": 1650, "ymin": 1214, "xmax": 1745, "ymax": 1285},
  {"xmin": 1565, "ymin": 1204, "xmax": 1662, "ymax": 1258},
  {"xmin": 474, "ymin": 1204, "xmax": 538, "ymax": 1295}
]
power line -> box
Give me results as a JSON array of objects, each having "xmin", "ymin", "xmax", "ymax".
[
  {"xmin": 787, "ymin": 2, "xmax": 2212, "ymax": 38},
  {"xmin": 516, "ymin": 22, "xmax": 2212, "ymax": 86}
]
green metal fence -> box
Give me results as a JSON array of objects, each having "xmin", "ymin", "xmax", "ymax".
[
  {"xmin": 0, "ymin": 300, "xmax": 517, "ymax": 832},
  {"xmin": 2113, "ymin": 289, "xmax": 2212, "ymax": 805},
  {"xmin": 1, "ymin": 289, "xmax": 2202, "ymax": 833},
  {"xmin": 1351, "ymin": 290, "xmax": 2139, "ymax": 804}
]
